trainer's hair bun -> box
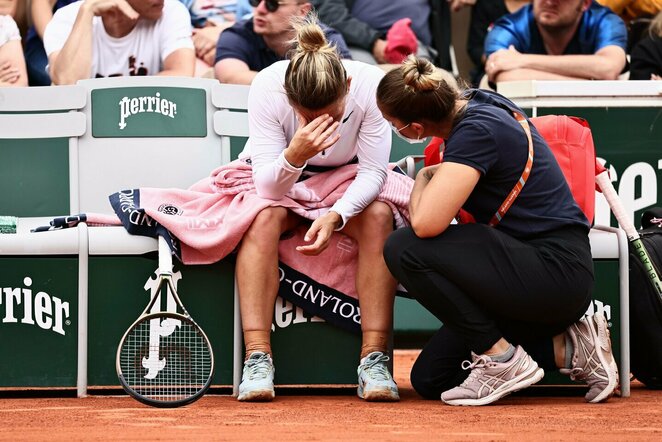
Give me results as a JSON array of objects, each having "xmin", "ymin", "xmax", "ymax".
[{"xmin": 401, "ymin": 55, "xmax": 441, "ymax": 92}]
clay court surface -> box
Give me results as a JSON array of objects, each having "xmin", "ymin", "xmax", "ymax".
[{"xmin": 1, "ymin": 350, "xmax": 660, "ymax": 441}]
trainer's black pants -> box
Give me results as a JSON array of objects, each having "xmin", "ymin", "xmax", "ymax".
[{"xmin": 384, "ymin": 223, "xmax": 594, "ymax": 399}]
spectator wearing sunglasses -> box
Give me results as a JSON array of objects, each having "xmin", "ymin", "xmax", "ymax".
[
  {"xmin": 43, "ymin": 0, "xmax": 195, "ymax": 84},
  {"xmin": 235, "ymin": 15, "xmax": 399, "ymax": 403},
  {"xmin": 214, "ymin": 0, "xmax": 351, "ymax": 84}
]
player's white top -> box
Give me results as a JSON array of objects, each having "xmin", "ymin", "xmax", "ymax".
[
  {"xmin": 44, "ymin": 0, "xmax": 193, "ymax": 78},
  {"xmin": 241, "ymin": 59, "xmax": 392, "ymax": 226}
]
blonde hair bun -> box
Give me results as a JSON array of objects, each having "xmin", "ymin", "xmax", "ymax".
[
  {"xmin": 285, "ymin": 13, "xmax": 347, "ymax": 110},
  {"xmin": 291, "ymin": 13, "xmax": 336, "ymax": 56}
]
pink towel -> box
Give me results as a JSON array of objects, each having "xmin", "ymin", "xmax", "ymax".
[
  {"xmin": 38, "ymin": 160, "xmax": 413, "ymax": 332},
  {"xmin": 118, "ymin": 161, "xmax": 411, "ymax": 271}
]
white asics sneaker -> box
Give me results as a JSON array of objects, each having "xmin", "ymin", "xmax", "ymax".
[
  {"xmin": 357, "ymin": 351, "xmax": 400, "ymax": 401},
  {"xmin": 560, "ymin": 313, "xmax": 619, "ymax": 403},
  {"xmin": 441, "ymin": 345, "xmax": 545, "ymax": 406},
  {"xmin": 237, "ymin": 352, "xmax": 275, "ymax": 402}
]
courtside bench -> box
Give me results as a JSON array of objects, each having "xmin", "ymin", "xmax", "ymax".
[
  {"xmin": 1, "ymin": 78, "xmax": 633, "ymax": 397},
  {"xmin": 0, "ymin": 78, "xmax": 359, "ymax": 396}
]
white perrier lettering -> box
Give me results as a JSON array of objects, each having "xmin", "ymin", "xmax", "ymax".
[
  {"xmin": 1, "ymin": 277, "xmax": 70, "ymax": 336},
  {"xmin": 118, "ymin": 92, "xmax": 177, "ymax": 130}
]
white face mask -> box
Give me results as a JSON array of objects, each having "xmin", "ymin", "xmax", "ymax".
[{"xmin": 390, "ymin": 122, "xmax": 426, "ymax": 144}]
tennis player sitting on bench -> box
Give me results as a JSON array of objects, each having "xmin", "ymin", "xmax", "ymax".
[{"xmin": 235, "ymin": 14, "xmax": 399, "ymax": 402}]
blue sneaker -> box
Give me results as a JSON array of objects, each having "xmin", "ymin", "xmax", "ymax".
[
  {"xmin": 357, "ymin": 351, "xmax": 400, "ymax": 401},
  {"xmin": 237, "ymin": 352, "xmax": 275, "ymax": 402}
]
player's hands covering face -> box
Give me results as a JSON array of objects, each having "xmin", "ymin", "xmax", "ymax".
[{"xmin": 284, "ymin": 114, "xmax": 340, "ymax": 167}]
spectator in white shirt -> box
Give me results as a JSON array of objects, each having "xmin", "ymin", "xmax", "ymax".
[{"xmin": 44, "ymin": 0, "xmax": 195, "ymax": 85}]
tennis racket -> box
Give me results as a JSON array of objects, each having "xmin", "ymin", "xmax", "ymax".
[
  {"xmin": 596, "ymin": 169, "xmax": 662, "ymax": 303},
  {"xmin": 116, "ymin": 235, "xmax": 214, "ymax": 407}
]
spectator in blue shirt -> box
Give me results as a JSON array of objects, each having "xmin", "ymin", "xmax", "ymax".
[
  {"xmin": 466, "ymin": 0, "xmax": 531, "ymax": 86},
  {"xmin": 484, "ymin": 0, "xmax": 627, "ymax": 84},
  {"xmin": 214, "ymin": 0, "xmax": 351, "ymax": 84}
]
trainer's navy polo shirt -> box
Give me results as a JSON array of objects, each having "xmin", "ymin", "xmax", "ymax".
[
  {"xmin": 443, "ymin": 89, "xmax": 589, "ymax": 238},
  {"xmin": 215, "ymin": 19, "xmax": 352, "ymax": 70}
]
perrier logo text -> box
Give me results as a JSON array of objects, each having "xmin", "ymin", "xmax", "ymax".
[
  {"xmin": 118, "ymin": 92, "xmax": 177, "ymax": 130},
  {"xmin": 1, "ymin": 277, "xmax": 70, "ymax": 336}
]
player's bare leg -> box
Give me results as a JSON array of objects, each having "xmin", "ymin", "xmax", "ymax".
[
  {"xmin": 343, "ymin": 201, "xmax": 400, "ymax": 401},
  {"xmin": 236, "ymin": 207, "xmax": 302, "ymax": 401}
]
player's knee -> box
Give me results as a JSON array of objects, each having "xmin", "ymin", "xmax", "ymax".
[
  {"xmin": 245, "ymin": 207, "xmax": 289, "ymax": 241},
  {"xmin": 364, "ymin": 201, "xmax": 394, "ymax": 232}
]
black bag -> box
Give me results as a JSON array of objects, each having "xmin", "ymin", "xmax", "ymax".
[{"xmin": 629, "ymin": 208, "xmax": 662, "ymax": 388}]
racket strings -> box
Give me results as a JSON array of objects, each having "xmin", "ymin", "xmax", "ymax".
[{"xmin": 119, "ymin": 316, "xmax": 212, "ymax": 403}]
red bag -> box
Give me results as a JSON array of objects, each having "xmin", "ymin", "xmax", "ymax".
[
  {"xmin": 529, "ymin": 115, "xmax": 601, "ymax": 224},
  {"xmin": 422, "ymin": 115, "xmax": 602, "ymax": 224}
]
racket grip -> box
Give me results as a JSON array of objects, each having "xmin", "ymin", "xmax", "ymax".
[
  {"xmin": 595, "ymin": 170, "xmax": 639, "ymax": 241},
  {"xmin": 158, "ymin": 235, "xmax": 173, "ymax": 274}
]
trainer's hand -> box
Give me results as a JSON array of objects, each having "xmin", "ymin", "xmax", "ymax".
[
  {"xmin": 81, "ymin": 0, "xmax": 139, "ymax": 19},
  {"xmin": 296, "ymin": 211, "xmax": 342, "ymax": 256},
  {"xmin": 284, "ymin": 114, "xmax": 340, "ymax": 167}
]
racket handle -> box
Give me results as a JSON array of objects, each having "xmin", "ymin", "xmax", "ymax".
[
  {"xmin": 158, "ymin": 235, "xmax": 173, "ymax": 275},
  {"xmin": 595, "ymin": 170, "xmax": 639, "ymax": 241}
]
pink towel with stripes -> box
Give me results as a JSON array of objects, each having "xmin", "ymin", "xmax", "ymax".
[
  {"xmin": 104, "ymin": 159, "xmax": 413, "ymax": 300},
  {"xmin": 37, "ymin": 160, "xmax": 413, "ymax": 331}
]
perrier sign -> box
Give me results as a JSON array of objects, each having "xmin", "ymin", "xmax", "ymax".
[{"xmin": 91, "ymin": 87, "xmax": 207, "ymax": 137}]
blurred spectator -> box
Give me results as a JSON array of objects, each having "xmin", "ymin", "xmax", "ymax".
[
  {"xmin": 630, "ymin": 10, "xmax": 662, "ymax": 79},
  {"xmin": 179, "ymin": 0, "xmax": 252, "ymax": 76},
  {"xmin": 0, "ymin": 11, "xmax": 28, "ymax": 87},
  {"xmin": 312, "ymin": 1, "xmax": 473, "ymax": 72},
  {"xmin": 467, "ymin": 0, "xmax": 531, "ymax": 86},
  {"xmin": 597, "ymin": 0, "xmax": 662, "ymax": 22},
  {"xmin": 44, "ymin": 0, "xmax": 195, "ymax": 85},
  {"xmin": 484, "ymin": 0, "xmax": 627, "ymax": 84},
  {"xmin": 311, "ymin": 0, "xmax": 435, "ymax": 65},
  {"xmin": 214, "ymin": 1, "xmax": 350, "ymax": 85},
  {"xmin": 25, "ymin": 1, "xmax": 78, "ymax": 86}
]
